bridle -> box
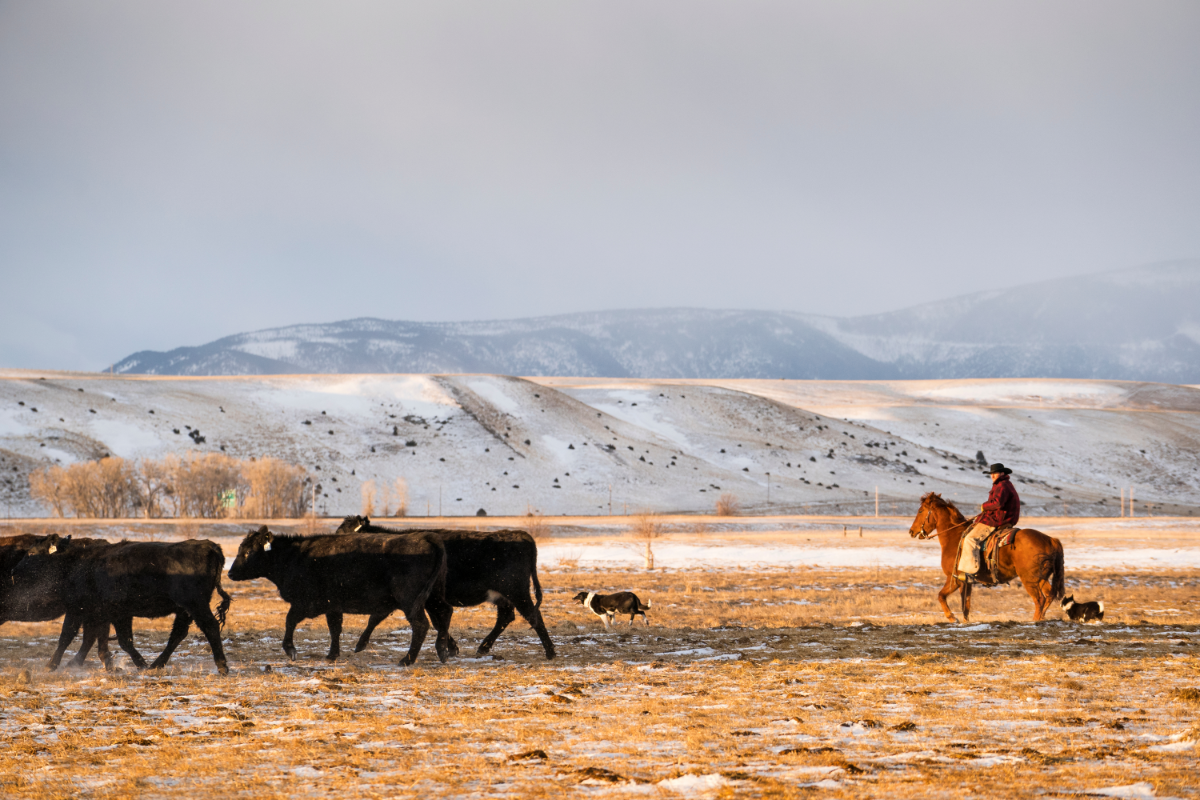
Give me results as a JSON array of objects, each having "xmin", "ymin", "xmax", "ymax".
[{"xmin": 911, "ymin": 500, "xmax": 971, "ymax": 540}]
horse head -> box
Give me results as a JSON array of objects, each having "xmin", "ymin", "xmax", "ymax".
[{"xmin": 909, "ymin": 493, "xmax": 936, "ymax": 539}]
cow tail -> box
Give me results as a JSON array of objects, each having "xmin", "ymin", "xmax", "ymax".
[
  {"xmin": 415, "ymin": 536, "xmax": 448, "ymax": 612},
  {"xmin": 1050, "ymin": 538, "xmax": 1065, "ymax": 602},
  {"xmin": 531, "ymin": 549, "xmax": 544, "ymax": 609},
  {"xmin": 213, "ymin": 550, "xmax": 233, "ymax": 628}
]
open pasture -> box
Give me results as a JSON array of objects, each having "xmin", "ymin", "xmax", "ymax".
[{"xmin": 0, "ymin": 520, "xmax": 1197, "ymax": 798}]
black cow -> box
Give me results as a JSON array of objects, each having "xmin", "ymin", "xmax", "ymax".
[
  {"xmin": 10, "ymin": 536, "xmax": 232, "ymax": 674},
  {"xmin": 227, "ymin": 525, "xmax": 450, "ymax": 665},
  {"xmin": 0, "ymin": 534, "xmax": 113, "ymax": 667},
  {"xmin": 337, "ymin": 515, "xmax": 555, "ymax": 660}
]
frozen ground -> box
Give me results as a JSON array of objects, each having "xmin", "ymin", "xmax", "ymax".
[
  {"xmin": 0, "ymin": 558, "xmax": 1196, "ymax": 799},
  {"xmin": 1, "ymin": 371, "xmax": 1198, "ymax": 519}
]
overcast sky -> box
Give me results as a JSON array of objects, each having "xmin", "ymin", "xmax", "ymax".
[{"xmin": 2, "ymin": 1, "xmax": 1198, "ymax": 371}]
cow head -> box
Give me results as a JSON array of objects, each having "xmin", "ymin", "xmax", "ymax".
[
  {"xmin": 228, "ymin": 526, "xmax": 274, "ymax": 581},
  {"xmin": 7, "ymin": 534, "xmax": 72, "ymax": 613},
  {"xmin": 337, "ymin": 515, "xmax": 370, "ymax": 533}
]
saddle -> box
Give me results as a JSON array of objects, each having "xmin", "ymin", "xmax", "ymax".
[
  {"xmin": 983, "ymin": 525, "xmax": 1017, "ymax": 579},
  {"xmin": 956, "ymin": 524, "xmax": 1017, "ymax": 586}
]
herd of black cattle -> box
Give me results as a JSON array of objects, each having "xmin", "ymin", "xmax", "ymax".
[{"xmin": 0, "ymin": 515, "xmax": 557, "ymax": 675}]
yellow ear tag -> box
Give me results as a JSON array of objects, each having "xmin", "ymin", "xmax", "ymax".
[
  {"xmin": 264, "ymin": 541, "xmax": 272, "ymax": 552},
  {"xmin": 48, "ymin": 545, "xmax": 57, "ymax": 555}
]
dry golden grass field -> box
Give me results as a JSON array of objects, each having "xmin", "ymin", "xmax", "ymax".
[{"xmin": 0, "ymin": 517, "xmax": 1197, "ymax": 799}]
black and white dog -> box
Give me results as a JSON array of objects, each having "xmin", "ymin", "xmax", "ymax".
[
  {"xmin": 572, "ymin": 591, "xmax": 651, "ymax": 629},
  {"xmin": 1061, "ymin": 595, "xmax": 1105, "ymax": 623}
]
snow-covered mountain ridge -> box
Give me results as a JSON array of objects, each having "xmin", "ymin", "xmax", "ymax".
[
  {"xmin": 2, "ymin": 372, "xmax": 1197, "ymax": 518},
  {"xmin": 112, "ymin": 261, "xmax": 1200, "ymax": 382}
]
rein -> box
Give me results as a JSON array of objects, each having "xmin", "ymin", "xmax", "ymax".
[{"xmin": 914, "ymin": 505, "xmax": 972, "ymax": 540}]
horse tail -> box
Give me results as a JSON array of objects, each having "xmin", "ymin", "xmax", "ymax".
[{"xmin": 1050, "ymin": 538, "xmax": 1065, "ymax": 601}]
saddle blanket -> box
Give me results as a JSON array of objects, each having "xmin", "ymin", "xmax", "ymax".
[{"xmin": 984, "ymin": 526, "xmax": 1017, "ymax": 578}]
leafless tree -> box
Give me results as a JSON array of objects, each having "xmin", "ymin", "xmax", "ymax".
[{"xmin": 715, "ymin": 493, "xmax": 740, "ymax": 516}]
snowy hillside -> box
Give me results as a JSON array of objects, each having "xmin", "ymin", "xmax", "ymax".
[
  {"xmin": 2, "ymin": 371, "xmax": 1197, "ymax": 519},
  {"xmin": 111, "ymin": 261, "xmax": 1200, "ymax": 382}
]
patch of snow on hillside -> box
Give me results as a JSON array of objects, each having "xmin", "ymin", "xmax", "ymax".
[
  {"xmin": 234, "ymin": 340, "xmax": 299, "ymax": 361},
  {"xmin": 88, "ymin": 420, "xmax": 166, "ymax": 457},
  {"xmin": 462, "ymin": 378, "xmax": 521, "ymax": 415}
]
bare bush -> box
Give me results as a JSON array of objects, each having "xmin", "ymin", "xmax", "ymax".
[
  {"xmin": 525, "ymin": 505, "xmax": 548, "ymax": 540},
  {"xmin": 391, "ymin": 478, "xmax": 409, "ymax": 517},
  {"xmin": 242, "ymin": 458, "xmax": 309, "ymax": 518},
  {"xmin": 361, "ymin": 480, "xmax": 377, "ymax": 517},
  {"xmin": 29, "ymin": 466, "xmax": 67, "ymax": 518},
  {"xmin": 715, "ymin": 493, "xmax": 740, "ymax": 516},
  {"xmin": 170, "ymin": 454, "xmax": 244, "ymax": 518},
  {"xmin": 30, "ymin": 458, "xmax": 136, "ymax": 518},
  {"xmin": 630, "ymin": 512, "xmax": 665, "ymax": 570},
  {"xmin": 135, "ymin": 459, "xmax": 171, "ymax": 518}
]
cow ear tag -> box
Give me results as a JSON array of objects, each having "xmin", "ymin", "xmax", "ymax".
[
  {"xmin": 264, "ymin": 541, "xmax": 272, "ymax": 551},
  {"xmin": 48, "ymin": 545, "xmax": 57, "ymax": 555}
]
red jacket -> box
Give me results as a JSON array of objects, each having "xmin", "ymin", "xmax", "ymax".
[{"xmin": 978, "ymin": 474, "xmax": 1020, "ymax": 528}]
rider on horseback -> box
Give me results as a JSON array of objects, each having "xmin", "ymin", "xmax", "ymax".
[{"xmin": 957, "ymin": 463, "xmax": 1021, "ymax": 582}]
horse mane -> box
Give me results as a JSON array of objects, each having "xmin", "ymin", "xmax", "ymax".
[{"xmin": 921, "ymin": 492, "xmax": 967, "ymax": 521}]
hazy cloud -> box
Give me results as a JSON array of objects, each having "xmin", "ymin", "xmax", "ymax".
[{"xmin": 2, "ymin": 1, "xmax": 1198, "ymax": 369}]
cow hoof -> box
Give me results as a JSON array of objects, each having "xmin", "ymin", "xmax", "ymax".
[
  {"xmin": 475, "ymin": 645, "xmax": 492, "ymax": 656},
  {"xmin": 216, "ymin": 664, "xmax": 229, "ymax": 676},
  {"xmin": 324, "ymin": 654, "xmax": 339, "ymax": 662},
  {"xmin": 284, "ymin": 648, "xmax": 297, "ymax": 661},
  {"xmin": 353, "ymin": 643, "xmax": 368, "ymax": 653},
  {"xmin": 398, "ymin": 656, "xmax": 416, "ymax": 667},
  {"xmin": 544, "ymin": 650, "xmax": 556, "ymax": 660}
]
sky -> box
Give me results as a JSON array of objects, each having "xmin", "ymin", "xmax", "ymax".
[{"xmin": 2, "ymin": 1, "xmax": 1199, "ymax": 371}]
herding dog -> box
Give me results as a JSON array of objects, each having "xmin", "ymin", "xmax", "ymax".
[
  {"xmin": 1061, "ymin": 595, "xmax": 1104, "ymax": 623},
  {"xmin": 572, "ymin": 591, "xmax": 650, "ymax": 629}
]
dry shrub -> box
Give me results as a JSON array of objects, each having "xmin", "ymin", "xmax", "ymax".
[
  {"xmin": 1169, "ymin": 687, "xmax": 1200, "ymax": 704},
  {"xmin": 241, "ymin": 458, "xmax": 309, "ymax": 518},
  {"xmin": 391, "ymin": 478, "xmax": 409, "ymax": 517},
  {"xmin": 361, "ymin": 480, "xmax": 376, "ymax": 517},
  {"xmin": 29, "ymin": 453, "xmax": 310, "ymax": 519},
  {"xmin": 525, "ymin": 506, "xmax": 548, "ymax": 540},
  {"xmin": 715, "ymin": 493, "xmax": 740, "ymax": 516},
  {"xmin": 629, "ymin": 513, "xmax": 664, "ymax": 570},
  {"xmin": 29, "ymin": 457, "xmax": 136, "ymax": 518}
]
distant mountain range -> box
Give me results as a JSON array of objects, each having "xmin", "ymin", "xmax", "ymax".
[{"xmin": 114, "ymin": 260, "xmax": 1200, "ymax": 382}]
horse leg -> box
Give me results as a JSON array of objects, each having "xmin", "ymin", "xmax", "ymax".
[
  {"xmin": 936, "ymin": 575, "xmax": 960, "ymax": 623},
  {"xmin": 961, "ymin": 581, "xmax": 973, "ymax": 623}
]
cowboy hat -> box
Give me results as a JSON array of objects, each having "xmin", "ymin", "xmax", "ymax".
[{"xmin": 984, "ymin": 463, "xmax": 1013, "ymax": 475}]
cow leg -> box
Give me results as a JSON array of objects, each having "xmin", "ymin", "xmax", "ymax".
[
  {"xmin": 188, "ymin": 603, "xmax": 230, "ymax": 675},
  {"xmin": 397, "ymin": 607, "xmax": 432, "ymax": 667},
  {"xmin": 325, "ymin": 612, "xmax": 343, "ymax": 661},
  {"xmin": 354, "ymin": 611, "xmax": 392, "ymax": 653},
  {"xmin": 961, "ymin": 582, "xmax": 973, "ymax": 623},
  {"xmin": 424, "ymin": 596, "xmax": 455, "ymax": 662},
  {"xmin": 113, "ymin": 617, "xmax": 149, "ymax": 669},
  {"xmin": 149, "ymin": 613, "xmax": 192, "ymax": 670},
  {"xmin": 511, "ymin": 595, "xmax": 556, "ymax": 660},
  {"xmin": 93, "ymin": 623, "xmax": 113, "ymax": 670},
  {"xmin": 281, "ymin": 606, "xmax": 305, "ymax": 660},
  {"xmin": 476, "ymin": 601, "xmax": 516, "ymax": 656},
  {"xmin": 68, "ymin": 621, "xmax": 110, "ymax": 669},
  {"xmin": 48, "ymin": 612, "xmax": 84, "ymax": 671}
]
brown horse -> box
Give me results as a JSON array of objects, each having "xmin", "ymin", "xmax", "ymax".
[{"xmin": 909, "ymin": 492, "xmax": 1065, "ymax": 622}]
